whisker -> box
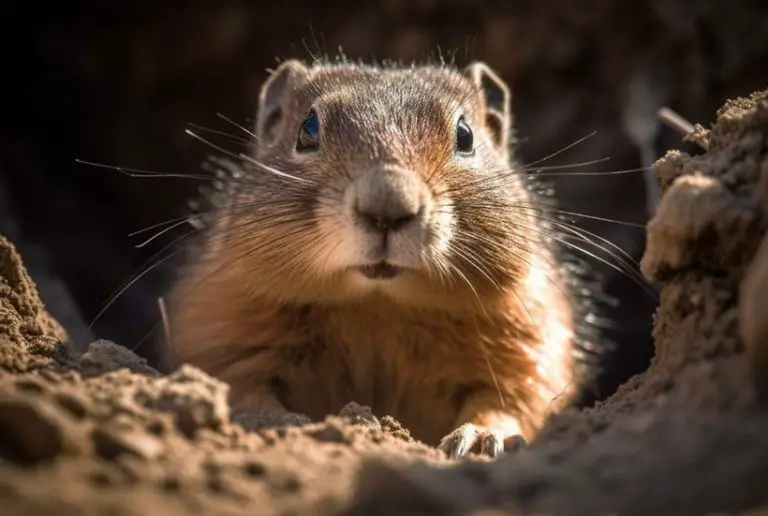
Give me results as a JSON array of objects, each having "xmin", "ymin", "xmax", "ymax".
[
  {"xmin": 85, "ymin": 235, "xmax": 188, "ymax": 337},
  {"xmin": 436, "ymin": 164, "xmax": 650, "ymax": 200},
  {"xmin": 448, "ymin": 243, "xmax": 500, "ymax": 291},
  {"xmin": 74, "ymin": 158, "xmax": 213, "ymax": 180},
  {"xmin": 237, "ymin": 152, "xmax": 315, "ymax": 184},
  {"xmin": 133, "ymin": 217, "xmax": 192, "ymax": 249},
  {"xmin": 536, "ymin": 222, "xmax": 656, "ymax": 298},
  {"xmin": 511, "ymin": 215, "xmax": 646, "ymax": 290},
  {"xmin": 444, "ymin": 252, "xmax": 485, "ymax": 313},
  {"xmin": 186, "ymin": 122, "xmax": 250, "ymax": 144},
  {"xmin": 503, "ymin": 202, "xmax": 646, "ymax": 228},
  {"xmin": 185, "ymin": 129, "xmax": 314, "ymax": 185},
  {"xmin": 450, "ymin": 231, "xmax": 573, "ymax": 311},
  {"xmin": 130, "ymin": 319, "xmax": 165, "ymax": 354},
  {"xmin": 517, "ymin": 210, "xmax": 643, "ymax": 270},
  {"xmin": 523, "ymin": 131, "xmax": 598, "ymax": 167},
  {"xmin": 216, "ymin": 113, "xmax": 258, "ymax": 140},
  {"xmin": 183, "ymin": 130, "xmax": 247, "ymax": 162},
  {"xmin": 127, "ymin": 193, "xmax": 321, "ymax": 249},
  {"xmin": 129, "ymin": 214, "xmax": 199, "ymax": 237},
  {"xmin": 527, "ymin": 156, "xmax": 612, "ymax": 172},
  {"xmin": 532, "ymin": 165, "xmax": 650, "ymax": 178},
  {"xmin": 439, "ymin": 202, "xmax": 653, "ymax": 298}
]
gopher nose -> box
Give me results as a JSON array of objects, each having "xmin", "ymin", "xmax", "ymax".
[{"xmin": 353, "ymin": 165, "xmax": 423, "ymax": 232}]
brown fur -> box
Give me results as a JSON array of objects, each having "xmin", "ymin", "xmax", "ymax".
[{"xmin": 168, "ymin": 59, "xmax": 579, "ymax": 454}]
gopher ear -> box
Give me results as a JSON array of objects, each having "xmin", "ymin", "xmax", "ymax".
[
  {"xmin": 464, "ymin": 61, "xmax": 512, "ymax": 151},
  {"xmin": 255, "ymin": 59, "xmax": 309, "ymax": 145}
]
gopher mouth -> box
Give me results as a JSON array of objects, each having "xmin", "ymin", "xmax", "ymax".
[{"xmin": 356, "ymin": 262, "xmax": 404, "ymax": 280}]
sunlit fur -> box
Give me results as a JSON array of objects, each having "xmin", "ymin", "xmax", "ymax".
[{"xmin": 169, "ymin": 59, "xmax": 581, "ymax": 448}]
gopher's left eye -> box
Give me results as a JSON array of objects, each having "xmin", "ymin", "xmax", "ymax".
[
  {"xmin": 455, "ymin": 117, "xmax": 474, "ymax": 154},
  {"xmin": 296, "ymin": 109, "xmax": 320, "ymax": 153}
]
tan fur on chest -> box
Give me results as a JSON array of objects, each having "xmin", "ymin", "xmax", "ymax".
[
  {"xmin": 301, "ymin": 301, "xmax": 540, "ymax": 445},
  {"xmin": 170, "ymin": 265, "xmax": 574, "ymax": 446}
]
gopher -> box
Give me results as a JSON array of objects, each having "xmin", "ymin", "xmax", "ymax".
[{"xmin": 168, "ymin": 58, "xmax": 598, "ymax": 458}]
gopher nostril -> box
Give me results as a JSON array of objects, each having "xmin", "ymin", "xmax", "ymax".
[{"xmin": 355, "ymin": 208, "xmax": 418, "ymax": 232}]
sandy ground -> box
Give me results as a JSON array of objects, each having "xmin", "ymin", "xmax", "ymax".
[{"xmin": 1, "ymin": 91, "xmax": 768, "ymax": 515}]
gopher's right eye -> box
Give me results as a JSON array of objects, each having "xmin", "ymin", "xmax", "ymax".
[
  {"xmin": 455, "ymin": 116, "xmax": 474, "ymax": 155},
  {"xmin": 296, "ymin": 110, "xmax": 320, "ymax": 152}
]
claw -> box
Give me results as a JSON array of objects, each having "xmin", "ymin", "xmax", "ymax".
[
  {"xmin": 438, "ymin": 423, "xmax": 527, "ymax": 459},
  {"xmin": 480, "ymin": 432, "xmax": 504, "ymax": 457},
  {"xmin": 438, "ymin": 424, "xmax": 477, "ymax": 459}
]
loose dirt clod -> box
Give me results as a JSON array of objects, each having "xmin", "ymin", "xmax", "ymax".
[{"xmin": 1, "ymin": 91, "xmax": 767, "ymax": 516}]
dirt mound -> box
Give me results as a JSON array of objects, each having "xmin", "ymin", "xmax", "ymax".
[
  {"xmin": 0, "ymin": 235, "xmax": 447, "ymax": 515},
  {"xmin": 1, "ymin": 91, "xmax": 768, "ymax": 515}
]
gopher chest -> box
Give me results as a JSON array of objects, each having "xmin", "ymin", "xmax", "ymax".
[{"xmin": 277, "ymin": 313, "xmax": 487, "ymax": 446}]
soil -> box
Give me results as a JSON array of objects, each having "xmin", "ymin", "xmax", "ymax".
[{"xmin": 1, "ymin": 90, "xmax": 768, "ymax": 515}]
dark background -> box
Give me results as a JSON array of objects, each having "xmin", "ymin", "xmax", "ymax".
[{"xmin": 3, "ymin": 0, "xmax": 767, "ymax": 406}]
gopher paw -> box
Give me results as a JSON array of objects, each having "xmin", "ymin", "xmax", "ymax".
[{"xmin": 438, "ymin": 423, "xmax": 527, "ymax": 459}]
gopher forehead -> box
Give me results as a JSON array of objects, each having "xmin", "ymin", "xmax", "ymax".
[
  {"xmin": 308, "ymin": 65, "xmax": 476, "ymax": 94},
  {"xmin": 301, "ymin": 65, "xmax": 481, "ymax": 119},
  {"xmin": 290, "ymin": 65, "xmax": 484, "ymax": 165}
]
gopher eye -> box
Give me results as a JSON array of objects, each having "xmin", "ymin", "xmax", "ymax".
[
  {"xmin": 455, "ymin": 116, "xmax": 474, "ymax": 155},
  {"xmin": 296, "ymin": 110, "xmax": 320, "ymax": 152}
]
